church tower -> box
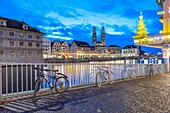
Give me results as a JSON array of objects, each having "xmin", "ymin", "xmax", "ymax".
[
  {"xmin": 92, "ymin": 27, "xmax": 97, "ymax": 46},
  {"xmin": 101, "ymin": 26, "xmax": 106, "ymax": 46}
]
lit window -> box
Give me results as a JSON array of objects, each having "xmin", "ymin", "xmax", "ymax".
[
  {"xmin": 10, "ymin": 51, "xmax": 15, "ymax": 56},
  {"xmin": 169, "ymin": 7, "xmax": 170, "ymax": 13},
  {"xmin": 19, "ymin": 51, "xmax": 24, "ymax": 56}
]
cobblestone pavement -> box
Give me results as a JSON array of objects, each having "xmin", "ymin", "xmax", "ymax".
[{"xmin": 0, "ymin": 73, "xmax": 170, "ymax": 113}]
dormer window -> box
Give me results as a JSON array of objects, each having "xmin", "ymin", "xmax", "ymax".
[
  {"xmin": 0, "ymin": 21, "xmax": 3, "ymax": 25},
  {"xmin": 23, "ymin": 24, "xmax": 28, "ymax": 30},
  {"xmin": 19, "ymin": 33, "xmax": 24, "ymax": 38}
]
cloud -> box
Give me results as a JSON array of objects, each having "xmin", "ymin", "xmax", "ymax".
[{"xmin": 45, "ymin": 35, "xmax": 73, "ymax": 40}]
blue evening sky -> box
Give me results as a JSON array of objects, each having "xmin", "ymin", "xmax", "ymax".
[{"xmin": 0, "ymin": 0, "xmax": 162, "ymax": 54}]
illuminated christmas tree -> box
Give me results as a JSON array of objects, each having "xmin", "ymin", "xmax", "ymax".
[{"xmin": 133, "ymin": 12, "xmax": 150, "ymax": 44}]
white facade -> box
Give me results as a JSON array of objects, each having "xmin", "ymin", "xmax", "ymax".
[
  {"xmin": 43, "ymin": 38, "xmax": 51, "ymax": 58},
  {"xmin": 122, "ymin": 45, "xmax": 139, "ymax": 57}
]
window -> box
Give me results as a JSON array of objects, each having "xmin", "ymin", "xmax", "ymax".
[
  {"xmin": 28, "ymin": 51, "xmax": 32, "ymax": 56},
  {"xmin": 28, "ymin": 35, "xmax": 32, "ymax": 39},
  {"xmin": 36, "ymin": 36, "xmax": 40, "ymax": 40},
  {"xmin": 23, "ymin": 25, "xmax": 28, "ymax": 30},
  {"xmin": 9, "ymin": 41, "xmax": 14, "ymax": 46},
  {"xmin": 10, "ymin": 51, "xmax": 15, "ymax": 56},
  {"xmin": 0, "ymin": 30, "xmax": 4, "ymax": 36},
  {"xmin": 0, "ymin": 21, "xmax": 3, "ymax": 25},
  {"xmin": 36, "ymin": 43, "xmax": 40, "ymax": 47},
  {"xmin": 19, "ymin": 33, "xmax": 24, "ymax": 38},
  {"xmin": 35, "ymin": 51, "xmax": 40, "ymax": 56},
  {"xmin": 0, "ymin": 50, "xmax": 3, "ymax": 56},
  {"xmin": 0, "ymin": 40, "xmax": 3, "ymax": 45},
  {"xmin": 28, "ymin": 42, "xmax": 32, "ymax": 47},
  {"xmin": 19, "ymin": 51, "xmax": 24, "ymax": 56},
  {"xmin": 9, "ymin": 32, "xmax": 14, "ymax": 37},
  {"xmin": 19, "ymin": 42, "xmax": 24, "ymax": 47}
]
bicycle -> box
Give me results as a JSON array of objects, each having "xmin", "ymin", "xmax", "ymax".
[
  {"xmin": 121, "ymin": 65, "xmax": 137, "ymax": 81},
  {"xmin": 144, "ymin": 64, "xmax": 154, "ymax": 77},
  {"xmin": 94, "ymin": 66, "xmax": 114, "ymax": 87},
  {"xmin": 32, "ymin": 67, "xmax": 69, "ymax": 104},
  {"xmin": 155, "ymin": 64, "xmax": 162, "ymax": 76}
]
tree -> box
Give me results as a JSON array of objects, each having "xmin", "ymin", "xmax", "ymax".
[{"xmin": 133, "ymin": 12, "xmax": 150, "ymax": 44}]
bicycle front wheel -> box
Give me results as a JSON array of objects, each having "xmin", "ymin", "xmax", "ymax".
[
  {"xmin": 121, "ymin": 70, "xmax": 130, "ymax": 81},
  {"xmin": 32, "ymin": 78, "xmax": 42, "ymax": 104},
  {"xmin": 55, "ymin": 76, "xmax": 69, "ymax": 93},
  {"xmin": 96, "ymin": 72, "xmax": 102, "ymax": 87}
]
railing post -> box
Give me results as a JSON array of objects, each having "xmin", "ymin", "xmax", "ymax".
[{"xmin": 0, "ymin": 65, "xmax": 2, "ymax": 104}]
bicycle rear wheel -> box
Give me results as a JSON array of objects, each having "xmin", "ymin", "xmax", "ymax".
[
  {"xmin": 96, "ymin": 72, "xmax": 102, "ymax": 87},
  {"xmin": 32, "ymin": 78, "xmax": 42, "ymax": 104},
  {"xmin": 121, "ymin": 70, "xmax": 130, "ymax": 81},
  {"xmin": 55, "ymin": 76, "xmax": 69, "ymax": 93}
]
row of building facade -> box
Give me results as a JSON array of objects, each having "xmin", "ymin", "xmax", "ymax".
[
  {"xmin": 0, "ymin": 16, "xmax": 142, "ymax": 63},
  {"xmin": 43, "ymin": 38, "xmax": 141, "ymax": 59}
]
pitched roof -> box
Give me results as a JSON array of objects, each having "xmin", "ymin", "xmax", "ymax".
[
  {"xmin": 73, "ymin": 40, "xmax": 90, "ymax": 47},
  {"xmin": 109, "ymin": 45, "xmax": 120, "ymax": 47},
  {"xmin": 123, "ymin": 45, "xmax": 137, "ymax": 49},
  {"xmin": 0, "ymin": 16, "xmax": 42, "ymax": 33}
]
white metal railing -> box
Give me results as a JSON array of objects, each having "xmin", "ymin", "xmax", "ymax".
[{"xmin": 0, "ymin": 63, "xmax": 168, "ymax": 104}]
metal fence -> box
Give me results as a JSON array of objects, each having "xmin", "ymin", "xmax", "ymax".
[{"xmin": 0, "ymin": 63, "xmax": 168, "ymax": 103}]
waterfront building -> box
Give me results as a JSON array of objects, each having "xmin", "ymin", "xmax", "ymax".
[
  {"xmin": 95, "ymin": 45, "xmax": 108, "ymax": 54},
  {"xmin": 108, "ymin": 45, "xmax": 122, "ymax": 57},
  {"xmin": 122, "ymin": 45, "xmax": 139, "ymax": 57},
  {"xmin": 0, "ymin": 16, "xmax": 44, "ymax": 63},
  {"xmin": 70, "ymin": 40, "xmax": 91, "ymax": 58},
  {"xmin": 43, "ymin": 38, "xmax": 51, "ymax": 58},
  {"xmin": 51, "ymin": 41, "xmax": 70, "ymax": 58}
]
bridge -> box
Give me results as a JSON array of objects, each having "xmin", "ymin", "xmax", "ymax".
[
  {"xmin": 0, "ymin": 72, "xmax": 170, "ymax": 113},
  {"xmin": 0, "ymin": 63, "xmax": 169, "ymax": 112}
]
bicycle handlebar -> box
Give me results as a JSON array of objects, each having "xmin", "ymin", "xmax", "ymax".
[{"xmin": 33, "ymin": 67, "xmax": 59, "ymax": 72}]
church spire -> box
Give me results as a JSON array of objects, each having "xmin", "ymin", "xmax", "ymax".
[
  {"xmin": 101, "ymin": 26, "xmax": 106, "ymax": 46},
  {"xmin": 92, "ymin": 27, "xmax": 97, "ymax": 46}
]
